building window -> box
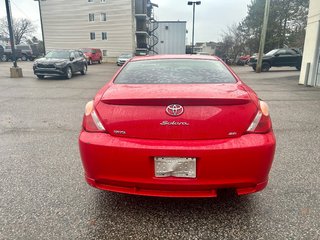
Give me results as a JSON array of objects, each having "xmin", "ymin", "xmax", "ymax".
[
  {"xmin": 165, "ymin": 26, "xmax": 169, "ymax": 30},
  {"xmin": 89, "ymin": 13, "xmax": 94, "ymax": 22},
  {"xmin": 90, "ymin": 32, "xmax": 95, "ymax": 40},
  {"xmin": 88, "ymin": 0, "xmax": 94, "ymax": 2},
  {"xmin": 103, "ymin": 50, "xmax": 107, "ymax": 56},
  {"xmin": 101, "ymin": 0, "xmax": 106, "ymax": 2},
  {"xmin": 100, "ymin": 13, "xmax": 107, "ymax": 22},
  {"xmin": 102, "ymin": 32, "xmax": 107, "ymax": 40}
]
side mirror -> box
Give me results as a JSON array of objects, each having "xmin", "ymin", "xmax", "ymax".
[
  {"xmin": 70, "ymin": 57, "xmax": 75, "ymax": 61},
  {"xmin": 274, "ymin": 53, "xmax": 280, "ymax": 57}
]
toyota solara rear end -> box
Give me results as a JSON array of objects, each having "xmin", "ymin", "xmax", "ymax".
[{"xmin": 79, "ymin": 55, "xmax": 276, "ymax": 198}]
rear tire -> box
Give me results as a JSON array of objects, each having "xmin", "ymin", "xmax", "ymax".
[
  {"xmin": 37, "ymin": 75, "xmax": 45, "ymax": 79},
  {"xmin": 21, "ymin": 54, "xmax": 27, "ymax": 61},
  {"xmin": 66, "ymin": 67, "xmax": 72, "ymax": 79},
  {"xmin": 261, "ymin": 62, "xmax": 271, "ymax": 72},
  {"xmin": 81, "ymin": 65, "xmax": 87, "ymax": 75},
  {"xmin": 252, "ymin": 65, "xmax": 256, "ymax": 71},
  {"xmin": 98, "ymin": 58, "xmax": 102, "ymax": 64},
  {"xmin": 1, "ymin": 54, "xmax": 8, "ymax": 62}
]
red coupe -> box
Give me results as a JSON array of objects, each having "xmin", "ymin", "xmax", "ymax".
[{"xmin": 79, "ymin": 55, "xmax": 276, "ymax": 198}]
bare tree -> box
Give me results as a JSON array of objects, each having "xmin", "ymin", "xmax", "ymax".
[
  {"xmin": 0, "ymin": 17, "xmax": 37, "ymax": 45},
  {"xmin": 216, "ymin": 24, "xmax": 249, "ymax": 63}
]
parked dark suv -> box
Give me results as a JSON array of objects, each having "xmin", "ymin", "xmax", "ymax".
[
  {"xmin": 248, "ymin": 48, "xmax": 302, "ymax": 72},
  {"xmin": 16, "ymin": 44, "xmax": 35, "ymax": 61},
  {"xmin": 3, "ymin": 45, "xmax": 33, "ymax": 61},
  {"xmin": 1, "ymin": 45, "xmax": 22, "ymax": 62},
  {"xmin": 33, "ymin": 50, "xmax": 87, "ymax": 79}
]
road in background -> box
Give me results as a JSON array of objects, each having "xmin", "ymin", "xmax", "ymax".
[{"xmin": 0, "ymin": 62, "xmax": 319, "ymax": 239}]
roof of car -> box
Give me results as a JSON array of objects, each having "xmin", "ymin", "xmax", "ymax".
[{"xmin": 131, "ymin": 54, "xmax": 219, "ymax": 62}]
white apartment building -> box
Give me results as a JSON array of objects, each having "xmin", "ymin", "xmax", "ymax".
[
  {"xmin": 299, "ymin": 0, "xmax": 320, "ymax": 86},
  {"xmin": 39, "ymin": 0, "xmax": 156, "ymax": 62}
]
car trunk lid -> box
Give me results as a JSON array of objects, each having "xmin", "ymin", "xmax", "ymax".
[{"xmin": 96, "ymin": 84, "xmax": 257, "ymax": 140}]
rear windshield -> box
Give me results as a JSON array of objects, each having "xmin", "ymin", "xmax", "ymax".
[{"xmin": 114, "ymin": 59, "xmax": 237, "ymax": 84}]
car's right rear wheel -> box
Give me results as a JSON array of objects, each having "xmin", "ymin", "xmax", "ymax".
[
  {"xmin": 66, "ymin": 67, "xmax": 72, "ymax": 79},
  {"xmin": 262, "ymin": 62, "xmax": 271, "ymax": 72},
  {"xmin": 81, "ymin": 65, "xmax": 87, "ymax": 75},
  {"xmin": 252, "ymin": 65, "xmax": 256, "ymax": 71}
]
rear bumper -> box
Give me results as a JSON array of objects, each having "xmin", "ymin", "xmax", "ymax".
[{"xmin": 79, "ymin": 131, "xmax": 276, "ymax": 198}]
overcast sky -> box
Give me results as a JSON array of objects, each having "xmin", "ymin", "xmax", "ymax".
[
  {"xmin": 0, "ymin": 0, "xmax": 41, "ymax": 38},
  {"xmin": 0, "ymin": 0, "xmax": 251, "ymax": 43},
  {"xmin": 153, "ymin": 0, "xmax": 251, "ymax": 43}
]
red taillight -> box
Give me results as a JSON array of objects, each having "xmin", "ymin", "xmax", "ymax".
[
  {"xmin": 246, "ymin": 100, "xmax": 272, "ymax": 134},
  {"xmin": 82, "ymin": 101, "xmax": 106, "ymax": 132}
]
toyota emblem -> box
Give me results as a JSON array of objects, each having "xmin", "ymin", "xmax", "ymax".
[{"xmin": 166, "ymin": 104, "xmax": 184, "ymax": 116}]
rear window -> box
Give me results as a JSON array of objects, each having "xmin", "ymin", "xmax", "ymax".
[{"xmin": 114, "ymin": 59, "xmax": 237, "ymax": 84}]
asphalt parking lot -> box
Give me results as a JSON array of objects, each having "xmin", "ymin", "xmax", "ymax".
[{"xmin": 0, "ymin": 61, "xmax": 319, "ymax": 240}]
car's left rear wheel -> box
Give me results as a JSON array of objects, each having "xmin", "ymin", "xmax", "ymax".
[
  {"xmin": 21, "ymin": 54, "xmax": 27, "ymax": 61},
  {"xmin": 1, "ymin": 55, "xmax": 7, "ymax": 61}
]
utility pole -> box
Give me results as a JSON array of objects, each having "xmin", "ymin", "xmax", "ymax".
[
  {"xmin": 5, "ymin": 0, "xmax": 23, "ymax": 77},
  {"xmin": 256, "ymin": 0, "xmax": 271, "ymax": 73}
]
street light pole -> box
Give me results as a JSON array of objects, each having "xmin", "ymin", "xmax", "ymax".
[
  {"xmin": 5, "ymin": 0, "xmax": 17, "ymax": 68},
  {"xmin": 256, "ymin": 0, "xmax": 270, "ymax": 73},
  {"xmin": 34, "ymin": 0, "xmax": 46, "ymax": 55},
  {"xmin": 5, "ymin": 0, "xmax": 23, "ymax": 78},
  {"xmin": 187, "ymin": 1, "xmax": 201, "ymax": 54}
]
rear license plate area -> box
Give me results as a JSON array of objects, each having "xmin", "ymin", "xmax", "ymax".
[{"xmin": 154, "ymin": 157, "xmax": 196, "ymax": 178}]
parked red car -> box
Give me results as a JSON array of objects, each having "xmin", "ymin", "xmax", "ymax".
[
  {"xmin": 80, "ymin": 48, "xmax": 102, "ymax": 65},
  {"xmin": 237, "ymin": 55, "xmax": 251, "ymax": 65},
  {"xmin": 79, "ymin": 55, "xmax": 276, "ymax": 198}
]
